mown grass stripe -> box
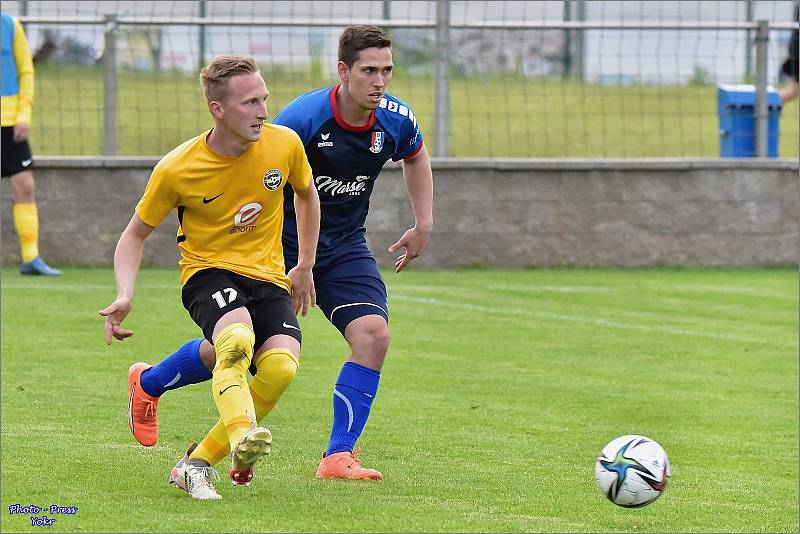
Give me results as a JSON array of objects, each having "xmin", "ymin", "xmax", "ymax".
[{"xmin": 391, "ymin": 294, "xmax": 796, "ymax": 349}]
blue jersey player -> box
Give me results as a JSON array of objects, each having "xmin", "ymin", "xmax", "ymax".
[{"xmin": 124, "ymin": 25, "xmax": 433, "ymax": 483}]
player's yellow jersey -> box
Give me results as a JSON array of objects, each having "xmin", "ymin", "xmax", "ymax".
[{"xmin": 136, "ymin": 124, "xmax": 312, "ymax": 290}]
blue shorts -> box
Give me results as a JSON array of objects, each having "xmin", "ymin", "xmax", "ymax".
[{"xmin": 286, "ymin": 246, "xmax": 389, "ymax": 336}]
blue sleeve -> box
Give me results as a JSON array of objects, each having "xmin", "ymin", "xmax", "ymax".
[
  {"xmin": 273, "ymin": 87, "xmax": 333, "ymax": 146},
  {"xmin": 273, "ymin": 102, "xmax": 313, "ymax": 145},
  {"xmin": 392, "ymin": 107, "xmax": 424, "ymax": 161}
]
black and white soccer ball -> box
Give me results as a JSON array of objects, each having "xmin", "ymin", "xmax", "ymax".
[{"xmin": 595, "ymin": 434, "xmax": 671, "ymax": 508}]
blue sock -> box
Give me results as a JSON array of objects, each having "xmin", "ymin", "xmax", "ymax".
[
  {"xmin": 326, "ymin": 361, "xmax": 380, "ymax": 456},
  {"xmin": 139, "ymin": 339, "xmax": 211, "ymax": 397}
]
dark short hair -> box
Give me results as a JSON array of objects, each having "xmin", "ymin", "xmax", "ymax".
[{"xmin": 338, "ymin": 25, "xmax": 392, "ymax": 67}]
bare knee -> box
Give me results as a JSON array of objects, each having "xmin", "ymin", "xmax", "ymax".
[
  {"xmin": 345, "ymin": 316, "xmax": 390, "ymax": 370},
  {"xmin": 199, "ymin": 339, "xmax": 216, "ymax": 372},
  {"xmin": 10, "ymin": 172, "xmax": 35, "ymax": 203}
]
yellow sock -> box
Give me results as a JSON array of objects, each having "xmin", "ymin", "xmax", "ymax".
[
  {"xmin": 249, "ymin": 348, "xmax": 300, "ymax": 418},
  {"xmin": 13, "ymin": 203, "xmax": 39, "ymax": 262},
  {"xmin": 210, "ymin": 323, "xmax": 256, "ymax": 450},
  {"xmin": 191, "ymin": 348, "xmax": 300, "ymax": 466}
]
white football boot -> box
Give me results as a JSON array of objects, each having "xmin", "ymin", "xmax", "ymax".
[{"xmin": 169, "ymin": 443, "xmax": 222, "ymax": 500}]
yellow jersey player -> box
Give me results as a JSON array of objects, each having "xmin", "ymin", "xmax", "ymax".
[
  {"xmin": 124, "ymin": 25, "xmax": 433, "ymax": 482},
  {"xmin": 99, "ymin": 55, "xmax": 320, "ymax": 500},
  {"xmin": 1, "ymin": 12, "xmax": 61, "ymax": 275}
]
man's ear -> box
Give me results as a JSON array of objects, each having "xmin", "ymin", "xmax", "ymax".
[
  {"xmin": 337, "ymin": 61, "xmax": 350, "ymax": 83},
  {"xmin": 208, "ymin": 100, "xmax": 224, "ymax": 120}
]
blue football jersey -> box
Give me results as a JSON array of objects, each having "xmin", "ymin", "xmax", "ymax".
[{"xmin": 274, "ymin": 85, "xmax": 423, "ymax": 259}]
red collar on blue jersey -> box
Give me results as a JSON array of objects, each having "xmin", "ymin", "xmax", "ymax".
[{"xmin": 329, "ymin": 84, "xmax": 377, "ymax": 133}]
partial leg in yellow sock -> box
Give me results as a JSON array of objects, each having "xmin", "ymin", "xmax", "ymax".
[
  {"xmin": 191, "ymin": 348, "xmax": 299, "ymax": 484},
  {"xmin": 211, "ymin": 322, "xmax": 257, "ymax": 449},
  {"xmin": 13, "ymin": 202, "xmax": 39, "ymax": 262}
]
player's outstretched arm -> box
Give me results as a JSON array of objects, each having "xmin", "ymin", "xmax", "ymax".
[
  {"xmin": 288, "ymin": 182, "xmax": 320, "ymax": 316},
  {"xmin": 99, "ymin": 213, "xmax": 155, "ymax": 344},
  {"xmin": 389, "ymin": 144, "xmax": 433, "ymax": 273}
]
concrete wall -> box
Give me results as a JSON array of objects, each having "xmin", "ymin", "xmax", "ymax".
[{"xmin": 2, "ymin": 157, "xmax": 798, "ymax": 268}]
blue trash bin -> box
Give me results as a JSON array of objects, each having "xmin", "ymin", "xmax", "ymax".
[{"xmin": 718, "ymin": 84, "xmax": 782, "ymax": 157}]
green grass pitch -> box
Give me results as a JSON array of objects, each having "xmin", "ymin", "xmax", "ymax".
[{"xmin": 1, "ymin": 266, "xmax": 797, "ymax": 532}]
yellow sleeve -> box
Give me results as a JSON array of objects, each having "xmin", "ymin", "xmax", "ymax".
[
  {"xmin": 12, "ymin": 17, "xmax": 34, "ymax": 125},
  {"xmin": 135, "ymin": 165, "xmax": 179, "ymax": 228},
  {"xmin": 287, "ymin": 134, "xmax": 312, "ymax": 192}
]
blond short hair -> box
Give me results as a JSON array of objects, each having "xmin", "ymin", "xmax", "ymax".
[{"xmin": 199, "ymin": 55, "xmax": 258, "ymax": 102}]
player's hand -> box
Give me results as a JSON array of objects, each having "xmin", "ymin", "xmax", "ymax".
[
  {"xmin": 13, "ymin": 123, "xmax": 30, "ymax": 143},
  {"xmin": 287, "ymin": 265, "xmax": 316, "ymax": 316},
  {"xmin": 99, "ymin": 297, "xmax": 134, "ymax": 344},
  {"xmin": 388, "ymin": 225, "xmax": 432, "ymax": 273}
]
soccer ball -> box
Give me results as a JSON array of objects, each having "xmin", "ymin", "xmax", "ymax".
[{"xmin": 595, "ymin": 434, "xmax": 671, "ymax": 508}]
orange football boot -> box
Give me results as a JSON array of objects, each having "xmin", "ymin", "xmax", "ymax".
[
  {"xmin": 127, "ymin": 362, "xmax": 160, "ymax": 446},
  {"xmin": 315, "ymin": 448, "xmax": 383, "ymax": 480}
]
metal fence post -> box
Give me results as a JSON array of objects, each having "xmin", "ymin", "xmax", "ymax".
[
  {"xmin": 434, "ymin": 0, "xmax": 450, "ymax": 158},
  {"xmin": 103, "ymin": 14, "xmax": 118, "ymax": 156},
  {"xmin": 564, "ymin": 0, "xmax": 586, "ymax": 80},
  {"xmin": 19, "ymin": 1, "xmax": 28, "ymax": 34},
  {"xmin": 754, "ymin": 19, "xmax": 768, "ymax": 157},
  {"xmin": 198, "ymin": 0, "xmax": 207, "ymax": 71},
  {"xmin": 562, "ymin": 0, "xmax": 571, "ymax": 77},
  {"xmin": 744, "ymin": 0, "xmax": 754, "ymax": 81},
  {"xmin": 574, "ymin": 0, "xmax": 585, "ymax": 80}
]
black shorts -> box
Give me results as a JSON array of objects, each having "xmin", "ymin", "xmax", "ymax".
[
  {"xmin": 782, "ymin": 30, "xmax": 799, "ymax": 82},
  {"xmin": 1, "ymin": 126, "xmax": 34, "ymax": 178},
  {"xmin": 181, "ymin": 268, "xmax": 301, "ymax": 350}
]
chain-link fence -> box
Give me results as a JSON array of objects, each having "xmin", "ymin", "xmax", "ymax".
[{"xmin": 3, "ymin": 1, "xmax": 798, "ymax": 157}]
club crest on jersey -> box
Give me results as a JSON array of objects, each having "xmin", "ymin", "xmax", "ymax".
[
  {"xmin": 263, "ymin": 169, "xmax": 283, "ymax": 191},
  {"xmin": 369, "ymin": 131, "xmax": 384, "ymax": 154}
]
